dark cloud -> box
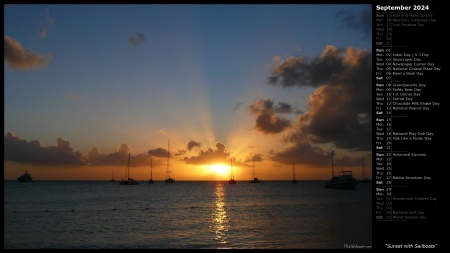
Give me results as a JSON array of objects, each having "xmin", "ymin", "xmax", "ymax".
[
  {"xmin": 175, "ymin": 150, "xmax": 187, "ymax": 156},
  {"xmin": 128, "ymin": 32, "xmax": 146, "ymax": 47},
  {"xmin": 274, "ymin": 102, "xmax": 293, "ymax": 114},
  {"xmin": 4, "ymin": 36, "xmax": 52, "ymax": 70},
  {"xmin": 269, "ymin": 45, "xmax": 366, "ymax": 88},
  {"xmin": 148, "ymin": 148, "xmax": 169, "ymax": 158},
  {"xmin": 249, "ymin": 98, "xmax": 292, "ymax": 134},
  {"xmin": 4, "ymin": 132, "xmax": 152, "ymax": 167},
  {"xmin": 89, "ymin": 145, "xmax": 127, "ymax": 166},
  {"xmin": 4, "ymin": 132, "xmax": 85, "ymax": 165},
  {"xmin": 187, "ymin": 140, "xmax": 202, "ymax": 151},
  {"xmin": 184, "ymin": 142, "xmax": 230, "ymax": 165},
  {"xmin": 295, "ymin": 109, "xmax": 304, "ymax": 115},
  {"xmin": 266, "ymin": 45, "xmax": 371, "ymax": 165},
  {"xmin": 271, "ymin": 142, "xmax": 367, "ymax": 168},
  {"xmin": 244, "ymin": 153, "xmax": 264, "ymax": 163},
  {"xmin": 88, "ymin": 144, "xmax": 160, "ymax": 167},
  {"xmin": 336, "ymin": 5, "xmax": 372, "ymax": 39}
]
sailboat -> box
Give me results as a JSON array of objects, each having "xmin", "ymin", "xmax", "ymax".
[
  {"xmin": 110, "ymin": 169, "xmax": 115, "ymax": 182},
  {"xmin": 119, "ymin": 153, "xmax": 139, "ymax": 185},
  {"xmin": 292, "ymin": 161, "xmax": 297, "ymax": 184},
  {"xmin": 361, "ymin": 155, "xmax": 370, "ymax": 183},
  {"xmin": 229, "ymin": 158, "xmax": 236, "ymax": 184},
  {"xmin": 325, "ymin": 151, "xmax": 358, "ymax": 189},
  {"xmin": 249, "ymin": 159, "xmax": 262, "ymax": 183},
  {"xmin": 148, "ymin": 158, "xmax": 154, "ymax": 184},
  {"xmin": 165, "ymin": 139, "xmax": 175, "ymax": 183}
]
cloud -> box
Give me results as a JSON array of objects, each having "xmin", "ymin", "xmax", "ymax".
[
  {"xmin": 266, "ymin": 45, "xmax": 371, "ymax": 165},
  {"xmin": 148, "ymin": 147, "xmax": 169, "ymax": 158},
  {"xmin": 4, "ymin": 36, "xmax": 52, "ymax": 70},
  {"xmin": 40, "ymin": 8, "xmax": 54, "ymax": 39},
  {"xmin": 4, "ymin": 132, "xmax": 85, "ymax": 165},
  {"xmin": 184, "ymin": 142, "xmax": 230, "ymax": 165},
  {"xmin": 4, "ymin": 132, "xmax": 154, "ymax": 167},
  {"xmin": 88, "ymin": 144, "xmax": 151, "ymax": 167},
  {"xmin": 336, "ymin": 5, "xmax": 372, "ymax": 39},
  {"xmin": 40, "ymin": 28, "xmax": 49, "ymax": 39},
  {"xmin": 4, "ymin": 133, "xmax": 235, "ymax": 168},
  {"xmin": 187, "ymin": 140, "xmax": 202, "ymax": 151},
  {"xmin": 270, "ymin": 142, "xmax": 366, "ymax": 168},
  {"xmin": 248, "ymin": 98, "xmax": 292, "ymax": 134},
  {"xmin": 244, "ymin": 153, "xmax": 264, "ymax": 163},
  {"xmin": 274, "ymin": 101, "xmax": 293, "ymax": 114},
  {"xmin": 128, "ymin": 32, "xmax": 146, "ymax": 47}
]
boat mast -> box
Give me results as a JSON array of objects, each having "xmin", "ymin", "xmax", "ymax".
[
  {"xmin": 230, "ymin": 158, "xmax": 234, "ymax": 180},
  {"xmin": 166, "ymin": 139, "xmax": 170, "ymax": 180},
  {"xmin": 331, "ymin": 151, "xmax": 335, "ymax": 178},
  {"xmin": 362, "ymin": 155, "xmax": 365, "ymax": 180},
  {"xmin": 150, "ymin": 158, "xmax": 153, "ymax": 180},
  {"xmin": 293, "ymin": 161, "xmax": 296, "ymax": 180},
  {"xmin": 252, "ymin": 158, "xmax": 255, "ymax": 179},
  {"xmin": 127, "ymin": 153, "xmax": 131, "ymax": 180}
]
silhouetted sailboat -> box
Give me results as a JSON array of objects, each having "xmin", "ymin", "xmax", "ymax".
[
  {"xmin": 292, "ymin": 161, "xmax": 297, "ymax": 184},
  {"xmin": 148, "ymin": 158, "xmax": 154, "ymax": 184},
  {"xmin": 119, "ymin": 153, "xmax": 139, "ymax": 185},
  {"xmin": 110, "ymin": 169, "xmax": 115, "ymax": 182},
  {"xmin": 249, "ymin": 159, "xmax": 262, "ymax": 183},
  {"xmin": 165, "ymin": 139, "xmax": 175, "ymax": 183},
  {"xmin": 229, "ymin": 158, "xmax": 236, "ymax": 184}
]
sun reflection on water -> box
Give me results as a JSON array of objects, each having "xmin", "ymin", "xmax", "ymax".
[{"xmin": 212, "ymin": 183, "xmax": 230, "ymax": 246}]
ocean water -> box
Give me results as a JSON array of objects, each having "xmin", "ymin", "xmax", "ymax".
[{"xmin": 4, "ymin": 180, "xmax": 372, "ymax": 249}]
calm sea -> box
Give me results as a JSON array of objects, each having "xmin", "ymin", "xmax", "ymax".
[{"xmin": 4, "ymin": 180, "xmax": 372, "ymax": 249}]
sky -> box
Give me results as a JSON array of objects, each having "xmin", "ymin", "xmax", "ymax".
[{"xmin": 4, "ymin": 4, "xmax": 372, "ymax": 181}]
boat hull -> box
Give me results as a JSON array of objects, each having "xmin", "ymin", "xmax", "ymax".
[
  {"xmin": 165, "ymin": 178, "xmax": 175, "ymax": 183},
  {"xmin": 17, "ymin": 171, "xmax": 34, "ymax": 182},
  {"xmin": 325, "ymin": 181, "xmax": 358, "ymax": 189},
  {"xmin": 249, "ymin": 178, "xmax": 262, "ymax": 183},
  {"xmin": 325, "ymin": 176, "xmax": 358, "ymax": 189},
  {"xmin": 119, "ymin": 178, "xmax": 139, "ymax": 185},
  {"xmin": 17, "ymin": 177, "xmax": 34, "ymax": 182}
]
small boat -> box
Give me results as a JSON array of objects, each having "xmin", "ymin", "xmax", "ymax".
[
  {"xmin": 119, "ymin": 153, "xmax": 139, "ymax": 185},
  {"xmin": 148, "ymin": 158, "xmax": 154, "ymax": 184},
  {"xmin": 249, "ymin": 159, "xmax": 262, "ymax": 183},
  {"xmin": 165, "ymin": 139, "xmax": 175, "ymax": 183},
  {"xmin": 292, "ymin": 161, "xmax": 297, "ymax": 184},
  {"xmin": 325, "ymin": 151, "xmax": 358, "ymax": 190},
  {"xmin": 17, "ymin": 171, "xmax": 34, "ymax": 182},
  {"xmin": 229, "ymin": 158, "xmax": 236, "ymax": 184}
]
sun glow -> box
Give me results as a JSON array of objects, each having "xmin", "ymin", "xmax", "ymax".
[{"xmin": 209, "ymin": 164, "xmax": 230, "ymax": 176}]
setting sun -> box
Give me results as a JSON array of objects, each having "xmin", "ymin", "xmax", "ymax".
[{"xmin": 209, "ymin": 164, "xmax": 230, "ymax": 176}]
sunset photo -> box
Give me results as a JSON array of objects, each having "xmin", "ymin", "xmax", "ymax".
[{"xmin": 4, "ymin": 4, "xmax": 372, "ymax": 249}]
